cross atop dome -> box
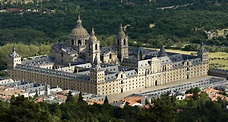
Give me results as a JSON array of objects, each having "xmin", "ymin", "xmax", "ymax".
[{"xmin": 76, "ymin": 15, "xmax": 83, "ymax": 28}]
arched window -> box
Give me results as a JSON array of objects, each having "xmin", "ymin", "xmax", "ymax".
[
  {"xmin": 78, "ymin": 40, "xmax": 81, "ymax": 45},
  {"xmin": 155, "ymin": 80, "xmax": 158, "ymax": 86},
  {"xmin": 89, "ymin": 44, "xmax": 91, "ymax": 50},
  {"xmin": 109, "ymin": 53, "xmax": 112, "ymax": 59},
  {"xmin": 124, "ymin": 39, "xmax": 126, "ymax": 45},
  {"xmin": 95, "ymin": 44, "xmax": 98, "ymax": 50},
  {"xmin": 85, "ymin": 39, "xmax": 87, "ymax": 45}
]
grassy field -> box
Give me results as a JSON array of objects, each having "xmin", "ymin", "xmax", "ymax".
[
  {"xmin": 155, "ymin": 48, "xmax": 228, "ymax": 58},
  {"xmin": 148, "ymin": 48, "xmax": 228, "ymax": 68},
  {"xmin": 165, "ymin": 49, "xmax": 228, "ymax": 58},
  {"xmin": 209, "ymin": 52, "xmax": 228, "ymax": 58},
  {"xmin": 210, "ymin": 59, "xmax": 228, "ymax": 66}
]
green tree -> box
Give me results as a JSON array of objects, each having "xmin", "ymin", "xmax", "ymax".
[
  {"xmin": 150, "ymin": 95, "xmax": 177, "ymax": 122},
  {"xmin": 78, "ymin": 92, "xmax": 83, "ymax": 102},
  {"xmin": 66, "ymin": 91, "xmax": 74, "ymax": 103},
  {"xmin": 104, "ymin": 96, "xmax": 109, "ymax": 104}
]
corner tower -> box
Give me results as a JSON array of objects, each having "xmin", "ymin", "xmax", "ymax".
[
  {"xmin": 115, "ymin": 24, "xmax": 129, "ymax": 62},
  {"xmin": 7, "ymin": 47, "xmax": 21, "ymax": 69},
  {"xmin": 69, "ymin": 15, "xmax": 89, "ymax": 52},
  {"xmin": 90, "ymin": 55, "xmax": 105, "ymax": 86},
  {"xmin": 7, "ymin": 47, "xmax": 21, "ymax": 79},
  {"xmin": 197, "ymin": 43, "xmax": 209, "ymax": 63},
  {"xmin": 158, "ymin": 45, "xmax": 167, "ymax": 57},
  {"xmin": 87, "ymin": 28, "xmax": 101, "ymax": 63}
]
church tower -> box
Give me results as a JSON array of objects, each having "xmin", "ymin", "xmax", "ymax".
[
  {"xmin": 69, "ymin": 15, "xmax": 89, "ymax": 52},
  {"xmin": 87, "ymin": 28, "xmax": 101, "ymax": 63},
  {"xmin": 197, "ymin": 43, "xmax": 209, "ymax": 63},
  {"xmin": 115, "ymin": 24, "xmax": 129, "ymax": 62}
]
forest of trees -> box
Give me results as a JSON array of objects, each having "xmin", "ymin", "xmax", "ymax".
[
  {"xmin": 0, "ymin": 88, "xmax": 228, "ymax": 122},
  {"xmin": 0, "ymin": 0, "xmax": 227, "ymax": 47}
]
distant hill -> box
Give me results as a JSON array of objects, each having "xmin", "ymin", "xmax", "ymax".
[{"xmin": 0, "ymin": 0, "xmax": 227, "ymax": 48}]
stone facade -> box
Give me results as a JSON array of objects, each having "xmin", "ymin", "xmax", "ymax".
[{"xmin": 7, "ymin": 16, "xmax": 209, "ymax": 95}]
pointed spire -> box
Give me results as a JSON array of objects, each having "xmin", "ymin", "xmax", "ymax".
[
  {"xmin": 200, "ymin": 42, "xmax": 204, "ymax": 49},
  {"xmin": 76, "ymin": 14, "xmax": 82, "ymax": 28},
  {"xmin": 198, "ymin": 42, "xmax": 207, "ymax": 53},
  {"xmin": 89, "ymin": 27, "xmax": 97, "ymax": 42},
  {"xmin": 117, "ymin": 23, "xmax": 125, "ymax": 37},
  {"xmin": 10, "ymin": 46, "xmax": 20, "ymax": 58},
  {"xmin": 78, "ymin": 14, "xmax": 80, "ymax": 20},
  {"xmin": 91, "ymin": 27, "xmax": 95, "ymax": 36},
  {"xmin": 119, "ymin": 23, "xmax": 123, "ymax": 32},
  {"xmin": 12, "ymin": 46, "xmax": 16, "ymax": 52},
  {"xmin": 158, "ymin": 45, "xmax": 167, "ymax": 57}
]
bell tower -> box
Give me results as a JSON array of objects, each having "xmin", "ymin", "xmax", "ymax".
[
  {"xmin": 115, "ymin": 24, "xmax": 129, "ymax": 62},
  {"xmin": 87, "ymin": 28, "xmax": 101, "ymax": 63}
]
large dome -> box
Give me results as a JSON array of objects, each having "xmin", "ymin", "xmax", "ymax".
[
  {"xmin": 70, "ymin": 15, "xmax": 89, "ymax": 38},
  {"xmin": 71, "ymin": 27, "xmax": 89, "ymax": 38}
]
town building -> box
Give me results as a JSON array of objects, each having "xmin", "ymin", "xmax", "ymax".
[{"xmin": 7, "ymin": 15, "xmax": 209, "ymax": 95}]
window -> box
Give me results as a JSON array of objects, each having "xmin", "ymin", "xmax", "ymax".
[
  {"xmin": 124, "ymin": 39, "xmax": 126, "ymax": 45},
  {"xmin": 85, "ymin": 39, "xmax": 87, "ymax": 44},
  {"xmin": 117, "ymin": 39, "xmax": 120, "ymax": 45},
  {"xmin": 95, "ymin": 44, "xmax": 98, "ymax": 50},
  {"xmin": 109, "ymin": 53, "xmax": 112, "ymax": 59},
  {"xmin": 155, "ymin": 80, "xmax": 158, "ymax": 86}
]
